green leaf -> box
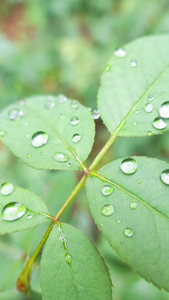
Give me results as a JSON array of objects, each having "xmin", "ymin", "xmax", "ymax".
[
  {"xmin": 98, "ymin": 35, "xmax": 169, "ymax": 137},
  {"xmin": 86, "ymin": 157, "xmax": 169, "ymax": 291},
  {"xmin": 40, "ymin": 223, "xmax": 112, "ymax": 300},
  {"xmin": 0, "ymin": 96, "xmax": 95, "ymax": 170},
  {"xmin": 0, "ymin": 184, "xmax": 49, "ymax": 234}
]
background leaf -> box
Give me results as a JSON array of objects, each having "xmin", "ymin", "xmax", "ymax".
[
  {"xmin": 98, "ymin": 35, "xmax": 169, "ymax": 136},
  {"xmin": 0, "ymin": 96, "xmax": 95, "ymax": 170},
  {"xmin": 0, "ymin": 185, "xmax": 49, "ymax": 234},
  {"xmin": 40, "ymin": 223, "xmax": 112, "ymax": 300},
  {"xmin": 86, "ymin": 157, "xmax": 169, "ymax": 291}
]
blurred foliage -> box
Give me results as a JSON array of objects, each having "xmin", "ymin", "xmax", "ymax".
[{"xmin": 0, "ymin": 0, "xmax": 169, "ymax": 298}]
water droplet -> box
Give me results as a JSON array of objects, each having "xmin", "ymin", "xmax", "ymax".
[
  {"xmin": 67, "ymin": 163, "xmax": 71, "ymax": 167},
  {"xmin": 54, "ymin": 152, "xmax": 69, "ymax": 163},
  {"xmin": 27, "ymin": 214, "xmax": 33, "ymax": 220},
  {"xmin": 148, "ymin": 95, "xmax": 154, "ymax": 101},
  {"xmin": 1, "ymin": 182, "xmax": 14, "ymax": 195},
  {"xmin": 161, "ymin": 169, "xmax": 169, "ymax": 185},
  {"xmin": 27, "ymin": 153, "xmax": 32, "ymax": 158},
  {"xmin": 101, "ymin": 205, "xmax": 114, "ymax": 216},
  {"xmin": 76, "ymin": 106, "xmax": 82, "ymax": 112},
  {"xmin": 0, "ymin": 130, "xmax": 6, "ymax": 137},
  {"xmin": 152, "ymin": 117, "xmax": 167, "ymax": 130},
  {"xmin": 66, "ymin": 253, "xmax": 72, "ymax": 265},
  {"xmin": 135, "ymin": 110, "xmax": 139, "ymax": 114},
  {"xmin": 159, "ymin": 101, "xmax": 169, "ymax": 118},
  {"xmin": 147, "ymin": 131, "xmax": 153, "ymax": 136},
  {"xmin": 72, "ymin": 134, "xmax": 81, "ymax": 143},
  {"xmin": 31, "ymin": 131, "xmax": 48, "ymax": 147},
  {"xmin": 2, "ymin": 202, "xmax": 27, "ymax": 221},
  {"xmin": 120, "ymin": 158, "xmax": 137, "ymax": 174},
  {"xmin": 8, "ymin": 108, "xmax": 23, "ymax": 121},
  {"xmin": 130, "ymin": 201, "xmax": 137, "ymax": 210},
  {"xmin": 145, "ymin": 103, "xmax": 153, "ymax": 113},
  {"xmin": 133, "ymin": 121, "xmax": 137, "ymax": 127},
  {"xmin": 70, "ymin": 116, "xmax": 79, "ymax": 125},
  {"xmin": 71, "ymin": 100, "xmax": 78, "ymax": 108},
  {"xmin": 58, "ymin": 94, "xmax": 67, "ymax": 103},
  {"xmin": 59, "ymin": 114, "xmax": 64, "ymax": 118},
  {"xmin": 137, "ymin": 179, "xmax": 141, "ymax": 184},
  {"xmin": 91, "ymin": 109, "xmax": 100, "ymax": 120},
  {"xmin": 123, "ymin": 228, "xmax": 133, "ymax": 237},
  {"xmin": 116, "ymin": 219, "xmax": 122, "ymax": 223},
  {"xmin": 114, "ymin": 48, "xmax": 127, "ymax": 58},
  {"xmin": 101, "ymin": 185, "xmax": 114, "ymax": 196},
  {"xmin": 104, "ymin": 64, "xmax": 111, "ymax": 72},
  {"xmin": 45, "ymin": 100, "xmax": 55, "ymax": 109},
  {"xmin": 18, "ymin": 100, "xmax": 25, "ymax": 106},
  {"xmin": 130, "ymin": 60, "xmax": 137, "ymax": 67}
]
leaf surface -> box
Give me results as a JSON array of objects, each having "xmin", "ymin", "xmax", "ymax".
[
  {"xmin": 98, "ymin": 35, "xmax": 169, "ymax": 136},
  {"xmin": 86, "ymin": 157, "xmax": 169, "ymax": 290},
  {"xmin": 40, "ymin": 223, "xmax": 112, "ymax": 300},
  {"xmin": 0, "ymin": 96, "xmax": 95, "ymax": 170},
  {"xmin": 0, "ymin": 184, "xmax": 49, "ymax": 234}
]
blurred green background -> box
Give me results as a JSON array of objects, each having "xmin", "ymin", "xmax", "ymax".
[{"xmin": 0, "ymin": 0, "xmax": 169, "ymax": 299}]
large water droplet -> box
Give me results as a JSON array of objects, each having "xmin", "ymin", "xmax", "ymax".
[
  {"xmin": 161, "ymin": 169, "xmax": 169, "ymax": 185},
  {"xmin": 130, "ymin": 60, "xmax": 137, "ymax": 67},
  {"xmin": 159, "ymin": 101, "xmax": 169, "ymax": 118},
  {"xmin": 123, "ymin": 228, "xmax": 133, "ymax": 237},
  {"xmin": 104, "ymin": 64, "xmax": 111, "ymax": 72},
  {"xmin": 145, "ymin": 103, "xmax": 153, "ymax": 113},
  {"xmin": 70, "ymin": 116, "xmax": 79, "ymax": 125},
  {"xmin": 114, "ymin": 48, "xmax": 127, "ymax": 57},
  {"xmin": 58, "ymin": 94, "xmax": 67, "ymax": 103},
  {"xmin": 91, "ymin": 109, "xmax": 100, "ymax": 120},
  {"xmin": 72, "ymin": 134, "xmax": 81, "ymax": 143},
  {"xmin": 8, "ymin": 108, "xmax": 23, "ymax": 120},
  {"xmin": 101, "ymin": 205, "xmax": 114, "ymax": 216},
  {"xmin": 45, "ymin": 99, "xmax": 55, "ymax": 109},
  {"xmin": 2, "ymin": 202, "xmax": 27, "ymax": 221},
  {"xmin": 148, "ymin": 95, "xmax": 154, "ymax": 101},
  {"xmin": 121, "ymin": 158, "xmax": 137, "ymax": 174},
  {"xmin": 66, "ymin": 253, "xmax": 72, "ymax": 265},
  {"xmin": 0, "ymin": 130, "xmax": 6, "ymax": 137},
  {"xmin": 53, "ymin": 152, "xmax": 69, "ymax": 163},
  {"xmin": 1, "ymin": 182, "xmax": 14, "ymax": 195},
  {"xmin": 130, "ymin": 201, "xmax": 137, "ymax": 210},
  {"xmin": 31, "ymin": 131, "xmax": 48, "ymax": 147},
  {"xmin": 152, "ymin": 117, "xmax": 167, "ymax": 129},
  {"xmin": 101, "ymin": 185, "xmax": 114, "ymax": 196}
]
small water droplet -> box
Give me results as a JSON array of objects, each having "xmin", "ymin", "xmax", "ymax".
[
  {"xmin": 135, "ymin": 110, "xmax": 139, "ymax": 114},
  {"xmin": 65, "ymin": 253, "xmax": 72, "ymax": 265},
  {"xmin": 148, "ymin": 95, "xmax": 154, "ymax": 101},
  {"xmin": 54, "ymin": 152, "xmax": 69, "ymax": 163},
  {"xmin": 114, "ymin": 48, "xmax": 127, "ymax": 58},
  {"xmin": 67, "ymin": 163, "xmax": 71, "ymax": 167},
  {"xmin": 2, "ymin": 202, "xmax": 27, "ymax": 221},
  {"xmin": 130, "ymin": 60, "xmax": 137, "ymax": 67},
  {"xmin": 121, "ymin": 158, "xmax": 137, "ymax": 174},
  {"xmin": 147, "ymin": 131, "xmax": 153, "ymax": 136},
  {"xmin": 27, "ymin": 153, "xmax": 32, "ymax": 158},
  {"xmin": 0, "ymin": 130, "xmax": 6, "ymax": 137},
  {"xmin": 59, "ymin": 114, "xmax": 64, "ymax": 118},
  {"xmin": 24, "ymin": 123, "xmax": 28, "ymax": 127},
  {"xmin": 104, "ymin": 64, "xmax": 111, "ymax": 72},
  {"xmin": 27, "ymin": 214, "xmax": 33, "ymax": 220},
  {"xmin": 123, "ymin": 228, "xmax": 133, "ymax": 237},
  {"xmin": 72, "ymin": 134, "xmax": 81, "ymax": 143},
  {"xmin": 71, "ymin": 100, "xmax": 78, "ymax": 108},
  {"xmin": 70, "ymin": 116, "xmax": 79, "ymax": 125},
  {"xmin": 91, "ymin": 109, "xmax": 100, "ymax": 120},
  {"xmin": 161, "ymin": 169, "xmax": 169, "ymax": 185},
  {"xmin": 137, "ymin": 179, "xmax": 141, "ymax": 184},
  {"xmin": 101, "ymin": 205, "xmax": 114, "ymax": 216},
  {"xmin": 101, "ymin": 185, "xmax": 114, "ymax": 196},
  {"xmin": 58, "ymin": 94, "xmax": 67, "ymax": 103},
  {"xmin": 116, "ymin": 219, "xmax": 122, "ymax": 223},
  {"xmin": 133, "ymin": 121, "xmax": 137, "ymax": 127},
  {"xmin": 130, "ymin": 201, "xmax": 137, "ymax": 210},
  {"xmin": 18, "ymin": 100, "xmax": 25, "ymax": 106},
  {"xmin": 1, "ymin": 182, "xmax": 14, "ymax": 195},
  {"xmin": 159, "ymin": 101, "xmax": 169, "ymax": 118},
  {"xmin": 31, "ymin": 131, "xmax": 48, "ymax": 147},
  {"xmin": 145, "ymin": 103, "xmax": 153, "ymax": 113},
  {"xmin": 45, "ymin": 100, "xmax": 55, "ymax": 109},
  {"xmin": 76, "ymin": 106, "xmax": 82, "ymax": 112},
  {"xmin": 152, "ymin": 117, "xmax": 167, "ymax": 130},
  {"xmin": 8, "ymin": 108, "xmax": 23, "ymax": 121}
]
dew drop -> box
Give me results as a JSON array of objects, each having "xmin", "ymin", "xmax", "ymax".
[
  {"xmin": 135, "ymin": 110, "xmax": 139, "ymax": 114},
  {"xmin": 101, "ymin": 185, "xmax": 114, "ymax": 196},
  {"xmin": 91, "ymin": 109, "xmax": 100, "ymax": 120},
  {"xmin": 2, "ymin": 202, "xmax": 27, "ymax": 221},
  {"xmin": 27, "ymin": 153, "xmax": 32, "ymax": 158},
  {"xmin": 72, "ymin": 134, "xmax": 81, "ymax": 143},
  {"xmin": 71, "ymin": 100, "xmax": 78, "ymax": 108},
  {"xmin": 0, "ymin": 130, "xmax": 6, "ymax": 137},
  {"xmin": 70, "ymin": 116, "xmax": 79, "ymax": 125},
  {"xmin": 54, "ymin": 152, "xmax": 69, "ymax": 163},
  {"xmin": 18, "ymin": 100, "xmax": 25, "ymax": 106},
  {"xmin": 133, "ymin": 121, "xmax": 137, "ymax": 127},
  {"xmin": 8, "ymin": 108, "xmax": 23, "ymax": 121},
  {"xmin": 24, "ymin": 123, "xmax": 28, "ymax": 127},
  {"xmin": 159, "ymin": 101, "xmax": 169, "ymax": 118},
  {"xmin": 130, "ymin": 60, "xmax": 137, "ymax": 67},
  {"xmin": 120, "ymin": 158, "xmax": 137, "ymax": 174},
  {"xmin": 104, "ymin": 64, "xmax": 111, "ymax": 72},
  {"xmin": 152, "ymin": 117, "xmax": 167, "ymax": 130},
  {"xmin": 66, "ymin": 253, "xmax": 72, "ymax": 265},
  {"xmin": 114, "ymin": 48, "xmax": 127, "ymax": 58},
  {"xmin": 147, "ymin": 131, "xmax": 153, "ymax": 136},
  {"xmin": 130, "ymin": 201, "xmax": 137, "ymax": 210},
  {"xmin": 31, "ymin": 131, "xmax": 48, "ymax": 147},
  {"xmin": 45, "ymin": 100, "xmax": 55, "ymax": 109},
  {"xmin": 101, "ymin": 205, "xmax": 114, "ymax": 216},
  {"xmin": 1, "ymin": 182, "xmax": 14, "ymax": 195},
  {"xmin": 137, "ymin": 179, "xmax": 141, "ymax": 184},
  {"xmin": 145, "ymin": 103, "xmax": 153, "ymax": 113},
  {"xmin": 58, "ymin": 94, "xmax": 67, "ymax": 103},
  {"xmin": 123, "ymin": 228, "xmax": 133, "ymax": 237},
  {"xmin": 76, "ymin": 106, "xmax": 82, "ymax": 112},
  {"xmin": 161, "ymin": 169, "xmax": 169, "ymax": 185},
  {"xmin": 148, "ymin": 95, "xmax": 154, "ymax": 101},
  {"xmin": 27, "ymin": 214, "xmax": 33, "ymax": 220},
  {"xmin": 116, "ymin": 219, "xmax": 122, "ymax": 223}
]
